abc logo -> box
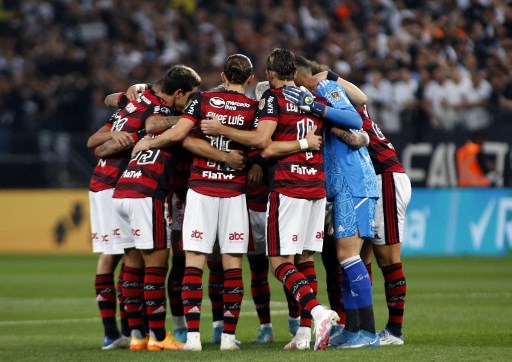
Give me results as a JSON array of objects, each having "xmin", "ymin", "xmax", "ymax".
[
  {"xmin": 229, "ymin": 232, "xmax": 244, "ymax": 241},
  {"xmin": 191, "ymin": 230, "xmax": 203, "ymax": 239}
]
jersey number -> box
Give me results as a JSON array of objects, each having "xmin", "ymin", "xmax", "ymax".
[
  {"xmin": 297, "ymin": 118, "xmax": 315, "ymax": 160},
  {"xmin": 206, "ymin": 135, "xmax": 233, "ymax": 171}
]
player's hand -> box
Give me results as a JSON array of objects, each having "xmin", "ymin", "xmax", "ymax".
[
  {"xmin": 224, "ymin": 149, "xmax": 245, "ymax": 171},
  {"xmin": 126, "ymin": 83, "xmax": 147, "ymax": 101},
  {"xmin": 201, "ymin": 116, "xmax": 224, "ymax": 136},
  {"xmin": 111, "ymin": 131, "xmax": 135, "ymax": 149},
  {"xmin": 282, "ymin": 86, "xmax": 315, "ymax": 112},
  {"xmin": 247, "ymin": 164, "xmax": 263, "ymax": 187},
  {"xmin": 131, "ymin": 136, "xmax": 152, "ymax": 157},
  {"xmin": 305, "ymin": 125, "xmax": 322, "ymax": 151}
]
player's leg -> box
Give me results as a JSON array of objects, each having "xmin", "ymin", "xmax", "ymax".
[
  {"xmin": 247, "ymin": 208, "xmax": 273, "ymax": 343},
  {"xmin": 331, "ymin": 194, "xmax": 378, "ymax": 349},
  {"xmin": 91, "ymin": 189, "xmax": 129, "ymax": 349},
  {"xmin": 372, "ymin": 172, "xmax": 411, "ymax": 345},
  {"xmin": 217, "ymin": 194, "xmax": 249, "ymax": 350},
  {"xmin": 168, "ymin": 194, "xmax": 187, "ymax": 342},
  {"xmin": 267, "ymin": 194, "xmax": 338, "ymax": 351},
  {"xmin": 127, "ymin": 197, "xmax": 181, "ymax": 351},
  {"xmin": 180, "ymin": 190, "xmax": 219, "ymax": 351},
  {"xmin": 112, "ymin": 197, "xmax": 147, "ymax": 350},
  {"xmin": 207, "ymin": 247, "xmax": 224, "ymax": 344}
]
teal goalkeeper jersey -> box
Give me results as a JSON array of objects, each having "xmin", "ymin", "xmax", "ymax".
[{"xmin": 316, "ymin": 80, "xmax": 379, "ymax": 200}]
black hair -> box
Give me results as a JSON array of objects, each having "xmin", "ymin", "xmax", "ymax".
[
  {"xmin": 157, "ymin": 64, "xmax": 201, "ymax": 95},
  {"xmin": 266, "ymin": 48, "xmax": 296, "ymax": 81}
]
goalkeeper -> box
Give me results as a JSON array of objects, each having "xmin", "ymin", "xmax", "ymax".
[{"xmin": 283, "ymin": 56, "xmax": 380, "ymax": 349}]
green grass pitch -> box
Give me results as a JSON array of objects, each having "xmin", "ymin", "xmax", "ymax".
[{"xmin": 0, "ymin": 254, "xmax": 511, "ymax": 361}]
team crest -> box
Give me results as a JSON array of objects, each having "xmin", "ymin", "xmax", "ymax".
[{"xmin": 330, "ymin": 91, "xmax": 340, "ymax": 100}]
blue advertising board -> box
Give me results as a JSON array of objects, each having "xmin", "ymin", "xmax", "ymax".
[{"xmin": 403, "ymin": 188, "xmax": 512, "ymax": 255}]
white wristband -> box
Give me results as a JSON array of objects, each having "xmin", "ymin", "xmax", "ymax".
[{"xmin": 298, "ymin": 138, "xmax": 309, "ymax": 151}]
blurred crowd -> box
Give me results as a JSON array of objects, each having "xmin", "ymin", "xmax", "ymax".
[{"xmin": 1, "ymin": 0, "xmax": 512, "ymax": 142}]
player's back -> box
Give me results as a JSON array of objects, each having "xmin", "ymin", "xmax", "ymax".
[
  {"xmin": 183, "ymin": 90, "xmax": 258, "ymax": 197},
  {"xmin": 259, "ymin": 87, "xmax": 326, "ymax": 199},
  {"xmin": 358, "ymin": 105, "xmax": 404, "ymax": 175}
]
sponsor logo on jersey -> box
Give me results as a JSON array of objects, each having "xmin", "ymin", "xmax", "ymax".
[
  {"xmin": 187, "ymin": 99, "xmax": 199, "ymax": 115},
  {"xmin": 210, "ymin": 97, "xmax": 226, "ymax": 108},
  {"xmin": 190, "ymin": 229, "xmax": 203, "ymax": 239},
  {"xmin": 125, "ymin": 103, "xmax": 137, "ymax": 114},
  {"xmin": 154, "ymin": 106, "xmax": 171, "ymax": 115},
  {"xmin": 290, "ymin": 164, "xmax": 318, "ymax": 175},
  {"xmin": 139, "ymin": 94, "xmax": 152, "ymax": 105},
  {"xmin": 121, "ymin": 170, "xmax": 142, "ymax": 178},
  {"xmin": 228, "ymin": 232, "xmax": 244, "ymax": 241},
  {"xmin": 267, "ymin": 96, "xmax": 274, "ymax": 113},
  {"xmin": 202, "ymin": 171, "xmax": 235, "ymax": 180}
]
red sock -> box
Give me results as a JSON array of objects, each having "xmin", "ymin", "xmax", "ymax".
[
  {"xmin": 95, "ymin": 273, "xmax": 119, "ymax": 339},
  {"xmin": 122, "ymin": 266, "xmax": 145, "ymax": 335},
  {"xmin": 117, "ymin": 264, "xmax": 130, "ymax": 336},
  {"xmin": 207, "ymin": 260, "xmax": 224, "ymax": 324},
  {"xmin": 297, "ymin": 261, "xmax": 317, "ymax": 328},
  {"xmin": 182, "ymin": 267, "xmax": 203, "ymax": 332},
  {"xmin": 223, "ymin": 268, "xmax": 244, "ymax": 334},
  {"xmin": 275, "ymin": 263, "xmax": 319, "ymax": 314},
  {"xmin": 168, "ymin": 255, "xmax": 185, "ymax": 317},
  {"xmin": 284, "ymin": 286, "xmax": 300, "ymax": 318},
  {"xmin": 382, "ymin": 262, "xmax": 406, "ymax": 336},
  {"xmin": 248, "ymin": 256, "xmax": 271, "ymax": 325},
  {"xmin": 144, "ymin": 267, "xmax": 168, "ymax": 341}
]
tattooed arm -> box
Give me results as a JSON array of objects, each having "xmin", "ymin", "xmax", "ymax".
[{"xmin": 330, "ymin": 126, "xmax": 369, "ymax": 150}]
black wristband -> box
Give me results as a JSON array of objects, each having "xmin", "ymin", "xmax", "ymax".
[{"xmin": 327, "ymin": 70, "xmax": 339, "ymax": 82}]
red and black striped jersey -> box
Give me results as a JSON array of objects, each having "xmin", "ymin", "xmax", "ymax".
[
  {"xmin": 89, "ymin": 98, "xmax": 129, "ymax": 192},
  {"xmin": 181, "ymin": 90, "xmax": 257, "ymax": 197},
  {"xmin": 113, "ymin": 145, "xmax": 176, "ymax": 200},
  {"xmin": 172, "ymin": 145, "xmax": 193, "ymax": 202},
  {"xmin": 89, "ymin": 90, "xmax": 174, "ymax": 192},
  {"xmin": 258, "ymin": 88, "xmax": 326, "ymax": 199},
  {"xmin": 357, "ymin": 105, "xmax": 404, "ymax": 175}
]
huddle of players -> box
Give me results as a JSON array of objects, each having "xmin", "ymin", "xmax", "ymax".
[{"xmin": 88, "ymin": 48, "xmax": 411, "ymax": 352}]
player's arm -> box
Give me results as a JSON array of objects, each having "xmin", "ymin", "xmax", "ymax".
[
  {"xmin": 201, "ymin": 117, "xmax": 276, "ymax": 149},
  {"xmin": 145, "ymin": 116, "xmax": 181, "ymax": 134},
  {"xmin": 87, "ymin": 124, "xmax": 136, "ymax": 149},
  {"xmin": 330, "ymin": 127, "xmax": 369, "ymax": 150},
  {"xmin": 131, "ymin": 117, "xmax": 195, "ymax": 156},
  {"xmin": 261, "ymin": 125, "xmax": 322, "ymax": 159},
  {"xmin": 104, "ymin": 93, "xmax": 124, "ymax": 107},
  {"xmin": 312, "ymin": 70, "xmax": 367, "ymax": 109},
  {"xmin": 182, "ymin": 135, "xmax": 246, "ymax": 171},
  {"xmin": 93, "ymin": 127, "xmax": 147, "ymax": 158},
  {"xmin": 283, "ymin": 86, "xmax": 362, "ymax": 130}
]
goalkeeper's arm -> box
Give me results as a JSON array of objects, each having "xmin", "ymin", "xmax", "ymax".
[{"xmin": 283, "ymin": 86, "xmax": 362, "ymax": 130}]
